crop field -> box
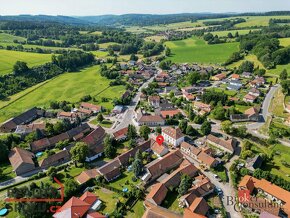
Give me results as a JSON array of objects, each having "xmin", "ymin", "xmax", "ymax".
[
  {"xmin": 228, "ymin": 54, "xmax": 265, "ymax": 69},
  {"xmin": 235, "ymin": 16, "xmax": 290, "ymax": 28},
  {"xmin": 0, "ymin": 33, "xmax": 26, "ymax": 43},
  {"xmin": 126, "ymin": 20, "xmax": 206, "ymax": 33},
  {"xmin": 0, "ymin": 65, "xmax": 125, "ymax": 122},
  {"xmin": 0, "ymin": 50, "xmax": 53, "ymax": 75},
  {"xmin": 145, "ymin": 35, "xmax": 166, "ymax": 42},
  {"xmin": 165, "ymin": 36, "xmax": 239, "ymax": 64},
  {"xmin": 210, "ymin": 29, "xmax": 260, "ymax": 37},
  {"xmin": 279, "ymin": 37, "xmax": 290, "ymax": 47}
]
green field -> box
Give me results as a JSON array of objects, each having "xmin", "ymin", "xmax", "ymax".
[
  {"xmin": 0, "ymin": 33, "xmax": 26, "ymax": 43},
  {"xmin": 165, "ymin": 36, "xmax": 239, "ymax": 64},
  {"xmin": 210, "ymin": 29, "xmax": 260, "ymax": 37},
  {"xmin": 0, "ymin": 50, "xmax": 53, "ymax": 75},
  {"xmin": 279, "ymin": 37, "xmax": 290, "ymax": 47},
  {"xmin": 229, "ymin": 54, "xmax": 265, "ymax": 69},
  {"xmin": 0, "ymin": 65, "xmax": 125, "ymax": 122},
  {"xmin": 145, "ymin": 35, "xmax": 166, "ymax": 42},
  {"xmin": 235, "ymin": 16, "xmax": 290, "ymax": 28}
]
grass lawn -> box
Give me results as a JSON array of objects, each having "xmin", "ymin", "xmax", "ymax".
[
  {"xmin": 209, "ymin": 88, "xmax": 237, "ymax": 97},
  {"xmin": 279, "ymin": 38, "xmax": 290, "ymax": 47},
  {"xmin": 0, "ymin": 65, "xmax": 125, "ymax": 122},
  {"xmin": 165, "ymin": 36, "xmax": 239, "ymax": 64},
  {"xmin": 90, "ymin": 119, "xmax": 113, "ymax": 128},
  {"xmin": 268, "ymin": 63, "xmax": 290, "ymax": 76},
  {"xmin": 126, "ymin": 200, "xmax": 145, "ymax": 218},
  {"xmin": 246, "ymin": 141, "xmax": 290, "ymax": 181},
  {"xmin": 0, "ymin": 50, "xmax": 53, "ymax": 75},
  {"xmin": 0, "ymin": 163, "xmax": 16, "ymax": 183},
  {"xmin": 269, "ymin": 87, "xmax": 288, "ymax": 118},
  {"xmin": 109, "ymin": 171, "xmax": 139, "ymax": 191},
  {"xmin": 161, "ymin": 190, "xmax": 183, "ymax": 214},
  {"xmin": 235, "ymin": 104, "xmax": 252, "ymax": 113},
  {"xmin": 94, "ymin": 187, "xmax": 125, "ymax": 215},
  {"xmin": 210, "ymin": 165, "xmax": 228, "ymax": 182}
]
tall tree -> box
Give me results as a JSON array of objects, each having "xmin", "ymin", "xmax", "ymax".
[
  {"xmin": 70, "ymin": 142, "xmax": 89, "ymax": 167},
  {"xmin": 200, "ymin": 121, "xmax": 211, "ymax": 135},
  {"xmin": 280, "ymin": 69, "xmax": 288, "ymax": 80},
  {"xmin": 104, "ymin": 135, "xmax": 117, "ymax": 158},
  {"xmin": 178, "ymin": 174, "xmax": 192, "ymax": 196},
  {"xmin": 139, "ymin": 125, "xmax": 151, "ymax": 140}
]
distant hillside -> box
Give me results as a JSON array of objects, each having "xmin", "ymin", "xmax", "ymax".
[
  {"xmin": 0, "ymin": 15, "xmax": 89, "ymax": 25},
  {"xmin": 0, "ymin": 11, "xmax": 290, "ymax": 26}
]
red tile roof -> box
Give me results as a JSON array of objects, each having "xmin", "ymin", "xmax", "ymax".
[
  {"xmin": 113, "ymin": 127, "xmax": 128, "ymax": 140},
  {"xmin": 160, "ymin": 109, "xmax": 181, "ymax": 118},
  {"xmin": 188, "ymin": 197, "xmax": 209, "ymax": 215},
  {"xmin": 79, "ymin": 191, "xmax": 98, "ymax": 205},
  {"xmin": 80, "ymin": 102, "xmax": 102, "ymax": 112},
  {"xmin": 53, "ymin": 196, "xmax": 91, "ymax": 218},
  {"xmin": 162, "ymin": 127, "xmax": 184, "ymax": 140},
  {"xmin": 146, "ymin": 183, "xmax": 168, "ymax": 205},
  {"xmin": 8, "ymin": 147, "xmax": 35, "ymax": 172},
  {"xmin": 76, "ymin": 169, "xmax": 99, "ymax": 184}
]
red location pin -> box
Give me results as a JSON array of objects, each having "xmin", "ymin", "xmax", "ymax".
[{"xmin": 156, "ymin": 135, "xmax": 164, "ymax": 146}]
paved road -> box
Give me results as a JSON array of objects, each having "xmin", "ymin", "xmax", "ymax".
[
  {"xmin": 185, "ymin": 155, "xmax": 242, "ymax": 218},
  {"xmin": 246, "ymin": 85, "xmax": 278, "ymax": 131},
  {"xmin": 110, "ymin": 72, "xmax": 158, "ymax": 132}
]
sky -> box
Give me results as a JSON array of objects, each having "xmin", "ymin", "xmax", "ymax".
[{"xmin": 0, "ymin": 0, "xmax": 290, "ymax": 16}]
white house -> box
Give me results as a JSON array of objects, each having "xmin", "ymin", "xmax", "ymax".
[{"xmin": 162, "ymin": 127, "xmax": 185, "ymax": 147}]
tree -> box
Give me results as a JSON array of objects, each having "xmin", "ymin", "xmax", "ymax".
[
  {"xmin": 194, "ymin": 115, "xmax": 204, "ymax": 124},
  {"xmin": 64, "ymin": 179, "xmax": 79, "ymax": 198},
  {"xmin": 238, "ymin": 61, "xmax": 254, "ymax": 73},
  {"xmin": 178, "ymin": 174, "xmax": 192, "ymax": 196},
  {"xmin": 188, "ymin": 72, "xmax": 200, "ymax": 85},
  {"xmin": 128, "ymin": 138, "xmax": 136, "ymax": 149},
  {"xmin": 188, "ymin": 109, "xmax": 195, "ymax": 121},
  {"xmin": 132, "ymin": 150, "xmax": 143, "ymax": 176},
  {"xmin": 70, "ymin": 142, "xmax": 89, "ymax": 166},
  {"xmin": 240, "ymin": 168, "xmax": 250, "ymax": 177},
  {"xmin": 97, "ymin": 113, "xmax": 104, "ymax": 123},
  {"xmin": 155, "ymin": 126, "xmax": 162, "ymax": 134},
  {"xmin": 0, "ymin": 141, "xmax": 9, "ymax": 164},
  {"xmin": 127, "ymin": 124, "xmax": 137, "ymax": 140},
  {"xmin": 139, "ymin": 125, "xmax": 151, "ymax": 140},
  {"xmin": 179, "ymin": 119, "xmax": 188, "ymax": 133},
  {"xmin": 104, "ymin": 135, "xmax": 117, "ymax": 158},
  {"xmin": 130, "ymin": 54, "xmax": 138, "ymax": 61},
  {"xmin": 280, "ymin": 69, "xmax": 288, "ymax": 80},
  {"xmin": 200, "ymin": 121, "xmax": 211, "ymax": 135},
  {"xmin": 211, "ymin": 103, "xmax": 226, "ymax": 120},
  {"xmin": 165, "ymin": 47, "xmax": 171, "ymax": 56},
  {"xmin": 221, "ymin": 120, "xmax": 232, "ymax": 134},
  {"xmin": 227, "ymin": 32, "xmax": 233, "ymax": 38},
  {"xmin": 47, "ymin": 166, "xmax": 57, "ymax": 182},
  {"xmin": 186, "ymin": 125, "xmax": 198, "ymax": 136},
  {"xmin": 13, "ymin": 61, "xmax": 29, "ymax": 74}
]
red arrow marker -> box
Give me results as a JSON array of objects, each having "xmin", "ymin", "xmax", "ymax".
[{"xmin": 156, "ymin": 135, "xmax": 164, "ymax": 146}]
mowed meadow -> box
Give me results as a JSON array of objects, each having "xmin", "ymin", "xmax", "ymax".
[
  {"xmin": 0, "ymin": 65, "xmax": 125, "ymax": 122},
  {"xmin": 165, "ymin": 36, "xmax": 239, "ymax": 64},
  {"xmin": 0, "ymin": 50, "xmax": 53, "ymax": 75}
]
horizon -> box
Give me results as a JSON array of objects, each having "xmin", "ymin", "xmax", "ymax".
[
  {"xmin": 1, "ymin": 11, "xmax": 290, "ymax": 17},
  {"xmin": 1, "ymin": 0, "xmax": 290, "ymax": 16}
]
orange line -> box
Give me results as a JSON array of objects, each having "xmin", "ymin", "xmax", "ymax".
[{"xmin": 5, "ymin": 177, "xmax": 65, "ymax": 203}]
